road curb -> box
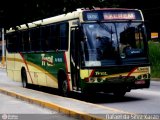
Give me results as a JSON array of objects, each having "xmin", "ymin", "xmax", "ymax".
[{"xmin": 0, "ymin": 87, "xmax": 104, "ymax": 120}]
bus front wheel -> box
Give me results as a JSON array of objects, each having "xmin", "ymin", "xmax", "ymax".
[
  {"xmin": 21, "ymin": 69, "xmax": 28, "ymax": 88},
  {"xmin": 58, "ymin": 79, "xmax": 69, "ymax": 97},
  {"xmin": 58, "ymin": 71, "xmax": 70, "ymax": 97}
]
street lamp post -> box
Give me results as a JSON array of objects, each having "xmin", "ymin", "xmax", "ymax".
[{"xmin": 2, "ymin": 28, "xmax": 5, "ymax": 66}]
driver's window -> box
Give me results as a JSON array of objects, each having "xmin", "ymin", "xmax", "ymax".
[{"xmin": 135, "ymin": 26, "xmax": 144, "ymax": 49}]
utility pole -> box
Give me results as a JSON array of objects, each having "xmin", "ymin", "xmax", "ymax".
[{"xmin": 2, "ymin": 28, "xmax": 5, "ymax": 66}]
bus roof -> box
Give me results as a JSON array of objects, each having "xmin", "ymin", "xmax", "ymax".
[
  {"xmin": 7, "ymin": 10, "xmax": 82, "ymax": 33},
  {"xmin": 6, "ymin": 8, "xmax": 143, "ymax": 33}
]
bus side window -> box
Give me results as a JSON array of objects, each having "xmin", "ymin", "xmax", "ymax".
[
  {"xmin": 6, "ymin": 33, "xmax": 17, "ymax": 52},
  {"xmin": 41, "ymin": 26, "xmax": 50, "ymax": 51},
  {"xmin": 22, "ymin": 31, "xmax": 30, "ymax": 52},
  {"xmin": 41, "ymin": 25, "xmax": 57, "ymax": 51},
  {"xmin": 30, "ymin": 28, "xmax": 41, "ymax": 51},
  {"xmin": 49, "ymin": 25, "xmax": 57, "ymax": 50},
  {"xmin": 17, "ymin": 32, "xmax": 23, "ymax": 52},
  {"xmin": 59, "ymin": 23, "xmax": 69, "ymax": 50}
]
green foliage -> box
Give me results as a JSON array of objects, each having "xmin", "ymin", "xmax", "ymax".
[
  {"xmin": 1, "ymin": 0, "xmax": 119, "ymax": 29},
  {"xmin": 148, "ymin": 41, "xmax": 160, "ymax": 78}
]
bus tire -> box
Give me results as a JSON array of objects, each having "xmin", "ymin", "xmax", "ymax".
[
  {"xmin": 58, "ymin": 79, "xmax": 69, "ymax": 97},
  {"xmin": 21, "ymin": 68, "xmax": 28, "ymax": 88},
  {"xmin": 58, "ymin": 72, "xmax": 69, "ymax": 97}
]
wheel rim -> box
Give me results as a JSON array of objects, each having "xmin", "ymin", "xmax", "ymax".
[
  {"xmin": 62, "ymin": 80, "xmax": 68, "ymax": 96},
  {"xmin": 22, "ymin": 78, "xmax": 27, "ymax": 87}
]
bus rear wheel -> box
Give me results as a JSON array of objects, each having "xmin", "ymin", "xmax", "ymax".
[{"xmin": 21, "ymin": 69, "xmax": 28, "ymax": 88}]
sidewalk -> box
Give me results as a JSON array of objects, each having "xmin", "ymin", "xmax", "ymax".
[{"xmin": 0, "ymin": 69, "xmax": 132, "ymax": 120}]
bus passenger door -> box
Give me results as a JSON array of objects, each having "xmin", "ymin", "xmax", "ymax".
[{"xmin": 70, "ymin": 27, "xmax": 80, "ymax": 91}]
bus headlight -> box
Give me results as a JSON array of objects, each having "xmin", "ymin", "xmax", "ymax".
[
  {"xmin": 89, "ymin": 77, "xmax": 97, "ymax": 83},
  {"xmin": 84, "ymin": 77, "xmax": 104, "ymax": 83},
  {"xmin": 143, "ymin": 74, "xmax": 147, "ymax": 79},
  {"xmin": 137, "ymin": 75, "xmax": 142, "ymax": 79},
  {"xmin": 137, "ymin": 74, "xmax": 149, "ymax": 80}
]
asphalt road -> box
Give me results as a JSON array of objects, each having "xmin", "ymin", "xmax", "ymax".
[
  {"xmin": 79, "ymin": 81, "xmax": 160, "ymax": 114},
  {"xmin": 102, "ymin": 81, "xmax": 160, "ymax": 114},
  {"xmin": 1, "ymin": 68, "xmax": 160, "ymax": 117}
]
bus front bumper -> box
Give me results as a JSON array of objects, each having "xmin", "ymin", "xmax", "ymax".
[{"xmin": 82, "ymin": 78, "xmax": 150, "ymax": 93}]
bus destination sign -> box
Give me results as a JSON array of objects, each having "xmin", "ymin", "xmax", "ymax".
[
  {"xmin": 103, "ymin": 12, "xmax": 136, "ymax": 20},
  {"xmin": 83, "ymin": 10, "xmax": 142, "ymax": 21},
  {"xmin": 86, "ymin": 13, "xmax": 99, "ymax": 21}
]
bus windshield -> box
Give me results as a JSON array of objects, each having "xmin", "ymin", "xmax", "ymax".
[{"xmin": 81, "ymin": 21, "xmax": 148, "ymax": 67}]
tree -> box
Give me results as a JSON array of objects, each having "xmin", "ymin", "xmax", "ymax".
[{"xmin": 0, "ymin": 0, "xmax": 119, "ymax": 29}]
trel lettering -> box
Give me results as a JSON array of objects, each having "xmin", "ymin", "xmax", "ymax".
[
  {"xmin": 95, "ymin": 71, "xmax": 108, "ymax": 76},
  {"xmin": 41, "ymin": 54, "xmax": 54, "ymax": 66}
]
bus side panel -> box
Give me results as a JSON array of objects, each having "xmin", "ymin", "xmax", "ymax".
[
  {"xmin": 22, "ymin": 52, "xmax": 64, "ymax": 88},
  {"xmin": 46, "ymin": 73, "xmax": 58, "ymax": 88},
  {"xmin": 14, "ymin": 53, "xmax": 24, "ymax": 82},
  {"xmin": 6, "ymin": 52, "xmax": 15, "ymax": 81},
  {"xmin": 22, "ymin": 53, "xmax": 47, "ymax": 86},
  {"xmin": 27, "ymin": 66, "xmax": 39, "ymax": 85},
  {"xmin": 6, "ymin": 51, "xmax": 66, "ymax": 89}
]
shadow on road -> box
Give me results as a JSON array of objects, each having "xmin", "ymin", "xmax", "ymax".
[
  {"xmin": 27, "ymin": 84, "xmax": 146, "ymax": 104},
  {"xmin": 70, "ymin": 92, "xmax": 146, "ymax": 104}
]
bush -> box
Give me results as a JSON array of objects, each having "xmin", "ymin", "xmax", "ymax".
[{"xmin": 148, "ymin": 41, "xmax": 160, "ymax": 78}]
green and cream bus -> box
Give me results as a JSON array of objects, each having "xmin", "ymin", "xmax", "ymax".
[{"xmin": 5, "ymin": 8, "xmax": 150, "ymax": 97}]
